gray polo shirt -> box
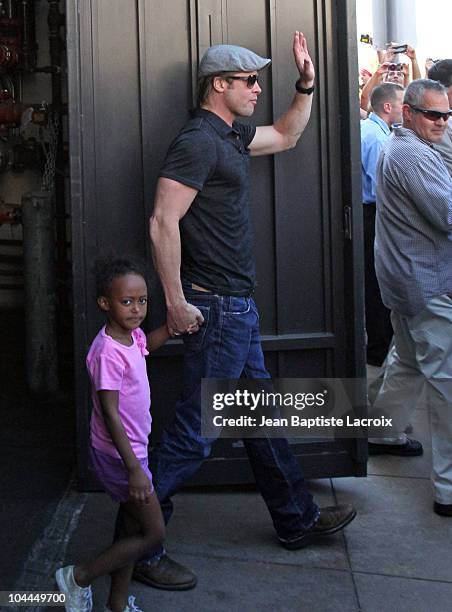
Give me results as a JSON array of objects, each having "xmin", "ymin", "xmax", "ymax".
[
  {"xmin": 433, "ymin": 121, "xmax": 452, "ymax": 177},
  {"xmin": 375, "ymin": 126, "xmax": 452, "ymax": 316}
]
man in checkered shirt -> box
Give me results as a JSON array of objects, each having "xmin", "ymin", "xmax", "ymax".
[{"xmin": 368, "ymin": 79, "xmax": 452, "ymax": 518}]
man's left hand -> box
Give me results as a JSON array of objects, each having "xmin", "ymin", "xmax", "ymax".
[{"xmin": 293, "ymin": 31, "xmax": 315, "ymax": 86}]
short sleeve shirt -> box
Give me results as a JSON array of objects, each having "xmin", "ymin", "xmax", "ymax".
[
  {"xmin": 159, "ymin": 108, "xmax": 257, "ymax": 296},
  {"xmin": 86, "ymin": 326, "xmax": 151, "ymax": 459},
  {"xmin": 360, "ymin": 113, "xmax": 391, "ymax": 203}
]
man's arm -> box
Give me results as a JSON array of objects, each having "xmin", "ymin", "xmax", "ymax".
[
  {"xmin": 405, "ymin": 45, "xmax": 421, "ymax": 81},
  {"xmin": 387, "ymin": 43, "xmax": 421, "ymax": 82},
  {"xmin": 360, "ymin": 63, "xmax": 390, "ymax": 112},
  {"xmin": 149, "ymin": 177, "xmax": 204, "ymax": 335},
  {"xmin": 248, "ymin": 31, "xmax": 315, "ymax": 156},
  {"xmin": 362, "ymin": 134, "xmax": 385, "ymax": 203},
  {"xmin": 405, "ymin": 154, "xmax": 452, "ymax": 232}
]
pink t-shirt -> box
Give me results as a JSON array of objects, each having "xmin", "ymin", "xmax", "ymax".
[{"xmin": 86, "ymin": 326, "xmax": 151, "ymax": 459}]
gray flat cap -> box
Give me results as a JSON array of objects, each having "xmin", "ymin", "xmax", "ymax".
[{"xmin": 199, "ymin": 44, "xmax": 271, "ymax": 77}]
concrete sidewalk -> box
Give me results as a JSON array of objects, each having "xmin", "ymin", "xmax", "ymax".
[{"xmin": 46, "ymin": 393, "xmax": 452, "ymax": 612}]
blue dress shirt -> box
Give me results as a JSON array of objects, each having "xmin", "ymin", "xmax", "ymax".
[{"xmin": 361, "ymin": 113, "xmax": 391, "ymax": 204}]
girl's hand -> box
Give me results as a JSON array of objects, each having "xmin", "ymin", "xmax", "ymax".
[{"xmin": 128, "ymin": 465, "xmax": 152, "ymax": 505}]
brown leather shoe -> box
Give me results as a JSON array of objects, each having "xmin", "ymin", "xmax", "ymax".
[
  {"xmin": 132, "ymin": 555, "xmax": 197, "ymax": 591},
  {"xmin": 279, "ymin": 504, "xmax": 357, "ymax": 550}
]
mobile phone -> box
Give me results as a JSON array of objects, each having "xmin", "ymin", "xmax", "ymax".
[{"xmin": 390, "ymin": 44, "xmax": 407, "ymax": 54}]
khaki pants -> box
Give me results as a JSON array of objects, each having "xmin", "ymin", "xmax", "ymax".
[{"xmin": 369, "ymin": 295, "xmax": 452, "ymax": 504}]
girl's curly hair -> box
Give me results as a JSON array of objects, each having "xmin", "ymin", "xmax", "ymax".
[{"xmin": 95, "ymin": 255, "xmax": 146, "ymax": 297}]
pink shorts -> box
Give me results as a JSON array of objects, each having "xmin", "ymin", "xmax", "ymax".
[{"xmin": 90, "ymin": 446, "xmax": 154, "ymax": 503}]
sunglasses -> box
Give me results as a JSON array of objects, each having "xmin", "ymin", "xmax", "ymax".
[
  {"xmin": 226, "ymin": 74, "xmax": 259, "ymax": 88},
  {"xmin": 408, "ymin": 105, "xmax": 452, "ymax": 122}
]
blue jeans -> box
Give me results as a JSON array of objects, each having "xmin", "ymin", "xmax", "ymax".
[{"xmin": 149, "ymin": 284, "xmax": 319, "ymax": 544}]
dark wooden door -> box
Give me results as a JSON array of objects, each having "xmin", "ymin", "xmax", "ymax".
[{"xmin": 67, "ymin": 0, "xmax": 366, "ymax": 489}]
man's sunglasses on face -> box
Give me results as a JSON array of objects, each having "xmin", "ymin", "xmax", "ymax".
[
  {"xmin": 408, "ymin": 104, "xmax": 452, "ymax": 122},
  {"xmin": 226, "ymin": 74, "xmax": 259, "ymax": 88}
]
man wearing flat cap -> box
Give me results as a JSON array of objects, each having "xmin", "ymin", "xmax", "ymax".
[{"xmin": 133, "ymin": 33, "xmax": 356, "ymax": 590}]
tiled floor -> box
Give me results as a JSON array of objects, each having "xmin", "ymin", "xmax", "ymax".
[{"xmin": 40, "ymin": 365, "xmax": 452, "ymax": 611}]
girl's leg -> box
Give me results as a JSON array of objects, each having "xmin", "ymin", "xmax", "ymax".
[
  {"xmin": 106, "ymin": 506, "xmax": 140, "ymax": 612},
  {"xmin": 74, "ymin": 491, "xmax": 165, "ymax": 610},
  {"xmin": 107, "ymin": 498, "xmax": 165, "ymax": 612}
]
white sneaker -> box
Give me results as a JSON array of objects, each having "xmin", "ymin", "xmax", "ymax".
[
  {"xmin": 55, "ymin": 565, "xmax": 93, "ymax": 612},
  {"xmin": 104, "ymin": 596, "xmax": 142, "ymax": 612},
  {"xmin": 124, "ymin": 596, "xmax": 143, "ymax": 612}
]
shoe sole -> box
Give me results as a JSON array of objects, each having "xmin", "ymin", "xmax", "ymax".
[
  {"xmin": 434, "ymin": 505, "xmax": 452, "ymax": 517},
  {"xmin": 281, "ymin": 509, "xmax": 357, "ymax": 551},
  {"xmin": 132, "ymin": 572, "xmax": 197, "ymax": 591},
  {"xmin": 434, "ymin": 509, "xmax": 452, "ymax": 517},
  {"xmin": 368, "ymin": 445, "xmax": 423, "ymax": 457}
]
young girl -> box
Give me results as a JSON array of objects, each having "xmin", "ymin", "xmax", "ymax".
[{"xmin": 56, "ymin": 257, "xmax": 169, "ymax": 612}]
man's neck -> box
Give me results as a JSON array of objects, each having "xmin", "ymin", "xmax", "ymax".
[
  {"xmin": 400, "ymin": 125, "xmax": 434, "ymax": 147},
  {"xmin": 374, "ymin": 111, "xmax": 391, "ymax": 129},
  {"xmin": 201, "ymin": 101, "xmax": 235, "ymax": 127}
]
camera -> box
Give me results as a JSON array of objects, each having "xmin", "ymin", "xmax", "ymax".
[
  {"xmin": 360, "ymin": 34, "xmax": 373, "ymax": 45},
  {"xmin": 388, "ymin": 63, "xmax": 403, "ymax": 71}
]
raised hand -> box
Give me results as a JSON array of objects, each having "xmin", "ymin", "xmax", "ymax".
[
  {"xmin": 380, "ymin": 47, "xmax": 395, "ymax": 63},
  {"xmin": 374, "ymin": 62, "xmax": 391, "ymax": 81},
  {"xmin": 293, "ymin": 31, "xmax": 315, "ymax": 86},
  {"xmin": 404, "ymin": 45, "xmax": 417, "ymax": 61}
]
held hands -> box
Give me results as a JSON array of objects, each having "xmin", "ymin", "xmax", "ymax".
[
  {"xmin": 167, "ymin": 299, "xmax": 204, "ymax": 337},
  {"xmin": 128, "ymin": 464, "xmax": 152, "ymax": 505},
  {"xmin": 293, "ymin": 31, "xmax": 315, "ymax": 87}
]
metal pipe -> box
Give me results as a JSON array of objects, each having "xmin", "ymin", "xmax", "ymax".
[
  {"xmin": 22, "ymin": 192, "xmax": 58, "ymax": 395},
  {"xmin": 21, "ymin": 0, "xmax": 37, "ymax": 71},
  {"xmin": 372, "ymin": 0, "xmax": 417, "ymax": 50},
  {"xmin": 47, "ymin": 0, "xmax": 68, "ymax": 323}
]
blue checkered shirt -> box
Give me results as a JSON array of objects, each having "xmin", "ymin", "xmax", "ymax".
[{"xmin": 375, "ymin": 126, "xmax": 452, "ymax": 316}]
